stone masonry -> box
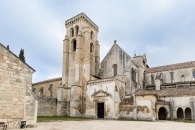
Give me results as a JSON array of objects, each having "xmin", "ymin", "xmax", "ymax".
[{"xmin": 0, "ymin": 43, "xmax": 37, "ymax": 128}]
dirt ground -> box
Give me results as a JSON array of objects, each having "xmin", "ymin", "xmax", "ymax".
[{"xmin": 13, "ymin": 120, "xmax": 195, "ymax": 130}]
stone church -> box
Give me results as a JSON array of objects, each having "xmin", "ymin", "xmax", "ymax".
[{"xmin": 33, "ymin": 13, "xmax": 195, "ymax": 120}]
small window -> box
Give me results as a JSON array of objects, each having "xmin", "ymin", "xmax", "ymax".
[
  {"xmin": 73, "ymin": 40, "xmax": 76, "ymax": 51},
  {"xmin": 91, "ymin": 31, "xmax": 93, "ymax": 40},
  {"xmin": 90, "ymin": 43, "xmax": 94, "ymax": 53},
  {"xmin": 193, "ymin": 71, "xmax": 195, "ymax": 80},
  {"xmin": 71, "ymin": 28, "xmax": 74, "ymax": 37},
  {"xmin": 151, "ymin": 75, "xmax": 154, "ymax": 85},
  {"xmin": 170, "ymin": 72, "xmax": 174, "ymax": 83},
  {"xmin": 113, "ymin": 64, "xmax": 117, "ymax": 76},
  {"xmin": 75, "ymin": 26, "xmax": 79, "ymax": 35}
]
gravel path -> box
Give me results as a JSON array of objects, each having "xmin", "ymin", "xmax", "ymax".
[{"xmin": 13, "ymin": 120, "xmax": 195, "ymax": 130}]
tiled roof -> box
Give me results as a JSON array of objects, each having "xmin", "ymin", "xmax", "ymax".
[
  {"xmin": 146, "ymin": 61, "xmax": 195, "ymax": 73},
  {"xmin": 136, "ymin": 87, "xmax": 195, "ymax": 97}
]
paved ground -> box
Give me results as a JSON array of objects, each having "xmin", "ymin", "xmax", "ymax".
[{"xmin": 13, "ymin": 120, "xmax": 195, "ymax": 130}]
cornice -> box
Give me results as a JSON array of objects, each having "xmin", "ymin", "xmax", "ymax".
[{"xmin": 65, "ymin": 12, "xmax": 99, "ymax": 31}]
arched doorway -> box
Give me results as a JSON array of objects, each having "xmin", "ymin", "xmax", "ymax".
[
  {"xmin": 158, "ymin": 107, "xmax": 167, "ymax": 120},
  {"xmin": 177, "ymin": 107, "xmax": 184, "ymax": 119},
  {"xmin": 185, "ymin": 107, "xmax": 192, "ymax": 120}
]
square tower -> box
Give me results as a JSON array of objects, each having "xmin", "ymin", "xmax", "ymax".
[{"xmin": 57, "ymin": 13, "xmax": 100, "ymax": 116}]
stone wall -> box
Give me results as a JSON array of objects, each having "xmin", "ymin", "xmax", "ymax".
[
  {"xmin": 32, "ymin": 77, "xmax": 62, "ymax": 98},
  {"xmin": 0, "ymin": 43, "xmax": 37, "ymax": 128},
  {"xmin": 25, "ymin": 86, "xmax": 38, "ymax": 127},
  {"xmin": 145, "ymin": 65, "xmax": 195, "ymax": 86},
  {"xmin": 38, "ymin": 97, "xmax": 57, "ymax": 116}
]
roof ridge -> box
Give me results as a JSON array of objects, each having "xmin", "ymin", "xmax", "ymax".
[
  {"xmin": 0, "ymin": 43, "xmax": 35, "ymax": 71},
  {"xmin": 146, "ymin": 60, "xmax": 195, "ymax": 73},
  {"xmin": 33, "ymin": 77, "xmax": 62, "ymax": 85}
]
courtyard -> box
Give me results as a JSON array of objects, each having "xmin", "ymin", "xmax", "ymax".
[{"xmin": 13, "ymin": 120, "xmax": 195, "ymax": 130}]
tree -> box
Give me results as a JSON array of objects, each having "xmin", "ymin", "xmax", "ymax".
[
  {"xmin": 7, "ymin": 45, "xmax": 9, "ymax": 50},
  {"xmin": 19, "ymin": 48, "xmax": 25, "ymax": 63}
]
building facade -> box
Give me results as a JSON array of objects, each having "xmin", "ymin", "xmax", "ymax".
[
  {"xmin": 0, "ymin": 43, "xmax": 37, "ymax": 128},
  {"xmin": 33, "ymin": 13, "xmax": 195, "ymax": 120}
]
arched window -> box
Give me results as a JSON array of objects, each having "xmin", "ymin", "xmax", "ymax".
[
  {"xmin": 113, "ymin": 64, "xmax": 117, "ymax": 76},
  {"xmin": 193, "ymin": 70, "xmax": 195, "ymax": 80},
  {"xmin": 39, "ymin": 87, "xmax": 43, "ymax": 97},
  {"xmin": 91, "ymin": 31, "xmax": 93, "ymax": 40},
  {"xmin": 90, "ymin": 43, "xmax": 94, "ymax": 53},
  {"xmin": 70, "ymin": 28, "xmax": 74, "ymax": 37},
  {"xmin": 151, "ymin": 75, "xmax": 154, "ymax": 85},
  {"xmin": 73, "ymin": 39, "xmax": 76, "ymax": 52},
  {"xmin": 170, "ymin": 72, "xmax": 174, "ymax": 83},
  {"xmin": 32, "ymin": 87, "xmax": 36, "ymax": 94},
  {"xmin": 75, "ymin": 26, "xmax": 79, "ymax": 35},
  {"xmin": 48, "ymin": 84, "xmax": 53, "ymax": 98}
]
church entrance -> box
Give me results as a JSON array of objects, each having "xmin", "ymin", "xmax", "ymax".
[
  {"xmin": 97, "ymin": 103, "xmax": 104, "ymax": 118},
  {"xmin": 158, "ymin": 107, "xmax": 167, "ymax": 120}
]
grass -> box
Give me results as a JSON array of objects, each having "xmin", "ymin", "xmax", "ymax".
[
  {"xmin": 175, "ymin": 119, "xmax": 195, "ymax": 123},
  {"xmin": 118, "ymin": 118, "xmax": 153, "ymax": 122},
  {"xmin": 37, "ymin": 116, "xmax": 195, "ymax": 123},
  {"xmin": 37, "ymin": 116, "xmax": 91, "ymax": 122}
]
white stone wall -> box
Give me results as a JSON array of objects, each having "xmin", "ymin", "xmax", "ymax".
[
  {"xmin": 146, "ymin": 67, "xmax": 195, "ymax": 85},
  {"xmin": 136, "ymin": 95, "xmax": 157, "ymax": 120},
  {"xmin": 160, "ymin": 96, "xmax": 195, "ymax": 119}
]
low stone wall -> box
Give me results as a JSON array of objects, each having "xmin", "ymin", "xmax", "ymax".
[{"xmin": 38, "ymin": 97, "xmax": 57, "ymax": 116}]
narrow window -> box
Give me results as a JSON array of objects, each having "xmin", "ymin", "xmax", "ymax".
[
  {"xmin": 143, "ymin": 80, "xmax": 145, "ymax": 89},
  {"xmin": 90, "ymin": 43, "xmax": 94, "ymax": 53},
  {"xmin": 71, "ymin": 28, "xmax": 74, "ymax": 37},
  {"xmin": 170, "ymin": 73, "xmax": 174, "ymax": 83},
  {"xmin": 48, "ymin": 84, "xmax": 53, "ymax": 98},
  {"xmin": 75, "ymin": 26, "xmax": 79, "ymax": 35},
  {"xmin": 193, "ymin": 71, "xmax": 195, "ymax": 80},
  {"xmin": 73, "ymin": 40, "xmax": 76, "ymax": 51},
  {"xmin": 151, "ymin": 75, "xmax": 154, "ymax": 85},
  {"xmin": 113, "ymin": 64, "xmax": 117, "ymax": 76},
  {"xmin": 132, "ymin": 68, "xmax": 136, "ymax": 82},
  {"xmin": 39, "ymin": 87, "xmax": 43, "ymax": 97},
  {"xmin": 91, "ymin": 31, "xmax": 93, "ymax": 40}
]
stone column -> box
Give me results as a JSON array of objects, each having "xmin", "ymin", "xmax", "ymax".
[
  {"xmin": 95, "ymin": 40, "xmax": 100, "ymax": 76},
  {"xmin": 62, "ymin": 35, "xmax": 69, "ymax": 86},
  {"xmin": 190, "ymin": 98, "xmax": 194, "ymax": 120},
  {"xmin": 170, "ymin": 99, "xmax": 174, "ymax": 120},
  {"xmin": 133, "ymin": 94, "xmax": 137, "ymax": 120}
]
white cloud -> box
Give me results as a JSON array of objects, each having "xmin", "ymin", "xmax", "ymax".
[{"xmin": 1, "ymin": 0, "xmax": 195, "ymax": 82}]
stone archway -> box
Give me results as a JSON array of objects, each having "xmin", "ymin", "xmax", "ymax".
[
  {"xmin": 185, "ymin": 107, "xmax": 192, "ymax": 120},
  {"xmin": 177, "ymin": 107, "xmax": 184, "ymax": 119},
  {"xmin": 158, "ymin": 107, "xmax": 167, "ymax": 120}
]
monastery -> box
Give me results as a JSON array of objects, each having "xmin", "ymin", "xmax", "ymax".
[{"xmin": 33, "ymin": 13, "xmax": 195, "ymax": 120}]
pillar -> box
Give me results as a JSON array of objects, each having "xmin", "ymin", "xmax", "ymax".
[{"xmin": 95, "ymin": 40, "xmax": 100, "ymax": 76}]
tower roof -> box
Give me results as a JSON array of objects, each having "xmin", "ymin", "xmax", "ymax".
[{"xmin": 65, "ymin": 12, "xmax": 99, "ymax": 31}]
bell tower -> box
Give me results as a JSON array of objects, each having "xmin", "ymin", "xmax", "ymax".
[{"xmin": 57, "ymin": 13, "xmax": 100, "ymax": 116}]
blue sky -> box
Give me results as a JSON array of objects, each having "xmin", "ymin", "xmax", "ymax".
[{"xmin": 1, "ymin": 0, "xmax": 195, "ymax": 83}]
